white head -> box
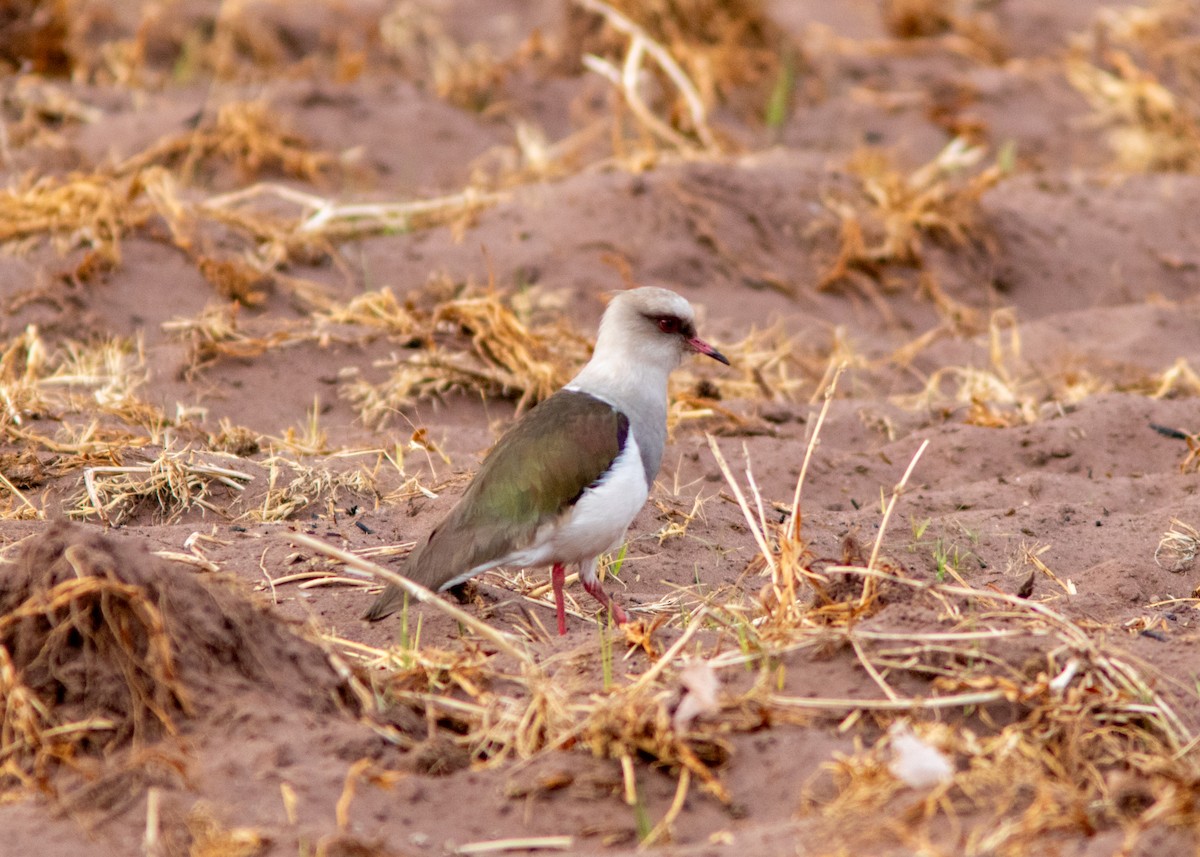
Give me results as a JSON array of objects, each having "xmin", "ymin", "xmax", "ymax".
[
  {"xmin": 594, "ymin": 287, "xmax": 729, "ymax": 373},
  {"xmin": 568, "ymin": 286, "xmax": 728, "ymax": 416}
]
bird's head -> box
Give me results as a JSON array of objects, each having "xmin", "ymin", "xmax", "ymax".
[{"xmin": 597, "ymin": 287, "xmax": 730, "ymax": 373}]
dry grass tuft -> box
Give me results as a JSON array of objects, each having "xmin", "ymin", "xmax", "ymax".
[
  {"xmin": 186, "ymin": 803, "xmax": 267, "ymax": 857},
  {"xmin": 141, "ymin": 169, "xmax": 335, "ymax": 305},
  {"xmin": 0, "ymin": 327, "xmax": 157, "ymax": 439},
  {"xmin": 895, "ymin": 310, "xmax": 1114, "ymax": 427},
  {"xmin": 579, "ymin": 674, "xmax": 732, "ymax": 807},
  {"xmin": 797, "ymin": 568, "xmax": 1198, "ymax": 852},
  {"xmin": 69, "ymin": 448, "xmax": 254, "ymax": 527},
  {"xmin": 1183, "ymin": 432, "xmax": 1200, "ymax": 473},
  {"xmin": 318, "ymin": 286, "xmax": 423, "ymax": 336},
  {"xmin": 821, "ymin": 138, "xmax": 1004, "ymax": 291},
  {"xmin": 0, "ymin": 325, "xmax": 388, "ymax": 525},
  {"xmin": 598, "ymin": 0, "xmax": 780, "ymax": 97},
  {"xmin": 208, "ymin": 420, "xmax": 262, "ymax": 458},
  {"xmin": 880, "ymin": 0, "xmax": 1007, "ymax": 62},
  {"xmin": 0, "ymin": 335, "xmax": 412, "ymax": 524},
  {"xmin": 1068, "ymin": 2, "xmax": 1200, "ymax": 172},
  {"xmin": 570, "ymin": 0, "xmax": 782, "ymax": 153},
  {"xmin": 1148, "ymin": 357, "xmax": 1200, "ymax": 400},
  {"xmin": 1, "ymin": 101, "xmax": 332, "ymax": 298},
  {"xmin": 1, "ymin": 76, "xmax": 103, "ymax": 152},
  {"xmin": 0, "ymin": 327, "xmax": 275, "ymax": 521},
  {"xmin": 703, "ymin": 365, "xmax": 920, "ymax": 641},
  {"xmin": 429, "ymin": 293, "xmax": 584, "ymax": 408},
  {"xmin": 1155, "ymin": 519, "xmax": 1199, "ymax": 571},
  {"xmin": 380, "ymin": 1, "xmax": 508, "ymax": 112},
  {"xmin": 85, "ymin": 0, "xmax": 379, "ymax": 86},
  {"xmin": 0, "ymin": 172, "xmax": 149, "ymax": 268},
  {"xmin": 120, "ymin": 100, "xmax": 334, "ymax": 185},
  {"xmin": 2, "ymin": 96, "xmax": 362, "ymax": 321},
  {"xmin": 904, "ymin": 309, "xmax": 1036, "ymax": 427},
  {"xmin": 809, "ymin": 698, "xmax": 1193, "ymax": 853},
  {"xmin": 249, "ymin": 456, "xmax": 379, "ymax": 523},
  {"xmin": 163, "ymin": 303, "xmax": 304, "ymax": 378},
  {"xmin": 166, "ymin": 180, "xmax": 502, "ymax": 284},
  {"xmin": 339, "ymin": 285, "xmax": 591, "ymax": 426},
  {"xmin": 363, "ymin": 631, "xmax": 733, "ymax": 814},
  {"xmin": 569, "ymin": 0, "xmax": 736, "ymax": 153}
]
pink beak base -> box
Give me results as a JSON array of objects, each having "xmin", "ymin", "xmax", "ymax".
[{"xmin": 687, "ymin": 337, "xmax": 730, "ymax": 365}]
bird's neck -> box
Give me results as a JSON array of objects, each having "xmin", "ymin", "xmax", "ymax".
[
  {"xmin": 568, "ymin": 348, "xmax": 671, "ymax": 482},
  {"xmin": 569, "ymin": 348, "xmax": 671, "ymax": 416}
]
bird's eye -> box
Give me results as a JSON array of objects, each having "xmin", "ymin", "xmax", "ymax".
[{"xmin": 656, "ymin": 316, "xmax": 681, "ymax": 335}]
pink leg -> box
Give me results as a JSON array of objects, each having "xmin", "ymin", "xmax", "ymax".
[
  {"xmin": 551, "ymin": 563, "xmax": 567, "ymax": 636},
  {"xmin": 582, "ymin": 576, "xmax": 628, "ymax": 627}
]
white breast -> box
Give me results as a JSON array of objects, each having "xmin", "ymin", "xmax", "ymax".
[{"xmin": 505, "ymin": 434, "xmax": 650, "ymax": 571}]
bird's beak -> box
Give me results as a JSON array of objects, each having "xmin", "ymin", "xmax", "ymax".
[{"xmin": 686, "ymin": 336, "xmax": 730, "ymax": 366}]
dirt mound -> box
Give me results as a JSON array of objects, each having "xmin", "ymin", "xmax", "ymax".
[{"xmin": 0, "ymin": 520, "xmax": 360, "ymax": 792}]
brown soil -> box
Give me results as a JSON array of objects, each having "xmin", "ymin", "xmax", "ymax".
[{"xmin": 2, "ymin": 1, "xmax": 1200, "ymax": 855}]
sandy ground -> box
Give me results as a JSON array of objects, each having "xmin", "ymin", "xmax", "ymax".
[{"xmin": 2, "ymin": 1, "xmax": 1200, "ymax": 855}]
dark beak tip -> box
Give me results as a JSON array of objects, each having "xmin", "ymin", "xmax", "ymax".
[{"xmin": 687, "ymin": 336, "xmax": 730, "ymax": 366}]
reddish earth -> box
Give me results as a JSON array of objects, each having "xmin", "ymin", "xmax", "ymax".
[{"xmin": 1, "ymin": 1, "xmax": 1200, "ymax": 855}]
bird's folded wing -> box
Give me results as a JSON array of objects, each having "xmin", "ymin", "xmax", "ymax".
[{"xmin": 404, "ymin": 389, "xmax": 629, "ymax": 590}]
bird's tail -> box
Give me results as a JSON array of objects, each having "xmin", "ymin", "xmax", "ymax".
[{"xmin": 362, "ymin": 583, "xmax": 404, "ymax": 621}]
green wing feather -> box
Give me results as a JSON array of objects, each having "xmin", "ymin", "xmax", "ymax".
[{"xmin": 402, "ymin": 390, "xmax": 627, "ymax": 591}]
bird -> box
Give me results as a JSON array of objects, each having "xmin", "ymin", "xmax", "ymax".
[{"xmin": 363, "ymin": 286, "xmax": 729, "ymax": 635}]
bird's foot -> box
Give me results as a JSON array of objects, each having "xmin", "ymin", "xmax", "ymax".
[{"xmin": 582, "ymin": 576, "xmax": 627, "ymax": 627}]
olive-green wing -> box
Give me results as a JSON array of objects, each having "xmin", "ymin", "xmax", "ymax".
[{"xmin": 404, "ymin": 389, "xmax": 628, "ymax": 591}]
